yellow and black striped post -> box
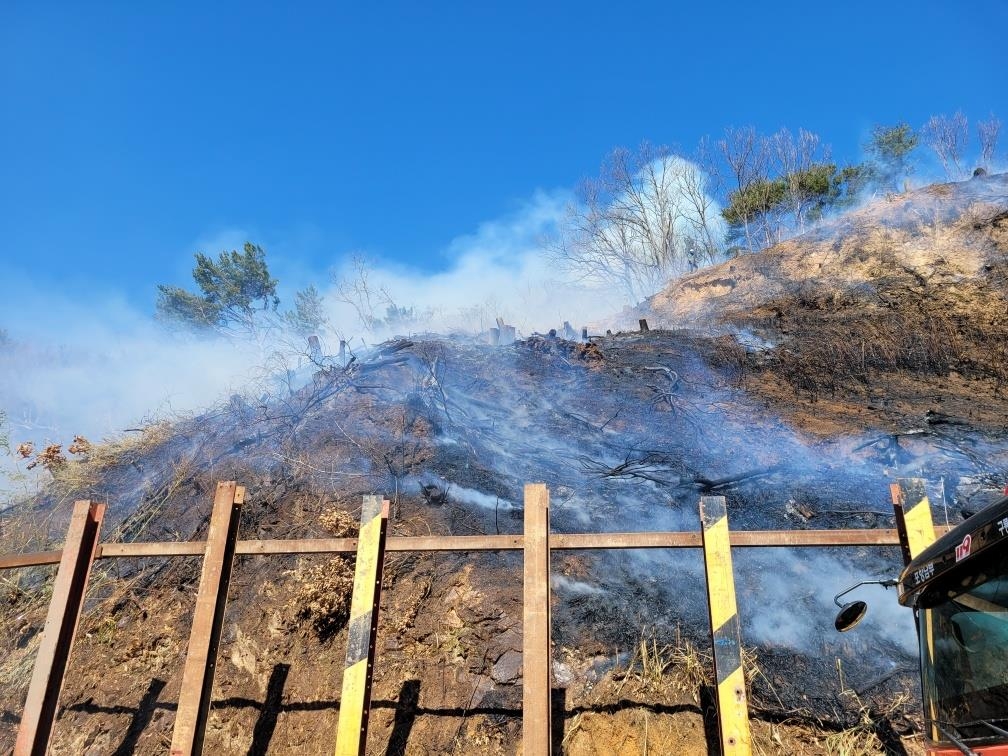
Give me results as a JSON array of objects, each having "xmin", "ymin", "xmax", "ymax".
[
  {"xmin": 890, "ymin": 478, "xmax": 938, "ymax": 564},
  {"xmin": 890, "ymin": 478, "xmax": 939, "ymax": 740},
  {"xmin": 334, "ymin": 495, "xmax": 389, "ymax": 756},
  {"xmin": 700, "ymin": 495, "xmax": 752, "ymax": 756}
]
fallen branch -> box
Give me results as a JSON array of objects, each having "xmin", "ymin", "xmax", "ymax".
[
  {"xmin": 641, "ymin": 365, "xmax": 680, "ymax": 388},
  {"xmin": 691, "ymin": 463, "xmax": 786, "ymax": 492},
  {"xmin": 578, "ymin": 454, "xmax": 681, "ymax": 485}
]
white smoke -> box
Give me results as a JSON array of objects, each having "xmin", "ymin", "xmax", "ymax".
[
  {"xmin": 321, "ymin": 189, "xmax": 631, "ymax": 341},
  {"xmin": 0, "ymin": 159, "xmax": 727, "ymax": 501},
  {"xmin": 0, "ymin": 190, "xmax": 616, "ymax": 499},
  {"xmin": 738, "ymin": 550, "xmax": 917, "ymax": 656}
]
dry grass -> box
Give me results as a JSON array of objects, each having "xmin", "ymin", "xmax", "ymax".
[
  {"xmin": 570, "ymin": 630, "xmax": 905, "ymax": 755},
  {"xmin": 46, "ymin": 422, "xmax": 174, "ymax": 494},
  {"xmin": 611, "ymin": 628, "xmax": 706, "ymax": 701},
  {"xmin": 822, "ymin": 725, "xmax": 885, "ymax": 756},
  {"xmin": 819, "ymin": 696, "xmax": 903, "ymax": 756},
  {"xmin": 318, "ymin": 505, "xmax": 358, "ymax": 537},
  {"xmin": 618, "ymin": 627, "xmax": 775, "ymax": 706},
  {"xmin": 449, "ymin": 715, "xmax": 508, "ymax": 755},
  {"xmin": 278, "ymin": 504, "xmax": 360, "ymax": 638},
  {"xmin": 665, "ymin": 631, "xmax": 713, "ymax": 703},
  {"xmin": 709, "ymin": 334, "xmax": 750, "ymax": 389},
  {"xmin": 0, "ymin": 557, "xmax": 60, "ymax": 691},
  {"xmin": 284, "ymin": 556, "xmax": 355, "ymax": 639},
  {"xmin": 743, "ymin": 291, "xmax": 1008, "ymax": 403}
]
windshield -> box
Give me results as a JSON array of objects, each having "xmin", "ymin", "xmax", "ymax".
[{"xmin": 919, "ymin": 547, "xmax": 1008, "ymax": 740}]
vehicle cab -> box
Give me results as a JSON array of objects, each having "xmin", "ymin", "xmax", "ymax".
[{"xmin": 899, "ymin": 495, "xmax": 1008, "ymax": 755}]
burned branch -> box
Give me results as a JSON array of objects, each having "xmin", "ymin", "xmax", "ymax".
[
  {"xmin": 691, "ymin": 463, "xmax": 786, "ymax": 493},
  {"xmin": 577, "ymin": 453, "xmax": 682, "ymax": 486}
]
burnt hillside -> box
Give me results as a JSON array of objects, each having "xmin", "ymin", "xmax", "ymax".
[{"xmin": 3, "ymin": 177, "xmax": 1008, "ymax": 754}]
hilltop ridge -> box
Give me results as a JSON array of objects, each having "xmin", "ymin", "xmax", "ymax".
[
  {"xmin": 641, "ymin": 174, "xmax": 1008, "ymax": 435},
  {"xmin": 645, "ymin": 173, "xmax": 1008, "ymax": 326}
]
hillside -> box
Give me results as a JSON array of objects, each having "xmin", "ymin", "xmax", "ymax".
[
  {"xmin": 4, "ymin": 176, "xmax": 1008, "ymax": 754},
  {"xmin": 643, "ymin": 173, "xmax": 1008, "ymax": 435}
]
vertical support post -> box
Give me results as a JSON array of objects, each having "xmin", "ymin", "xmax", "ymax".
[
  {"xmin": 700, "ymin": 495, "xmax": 752, "ymax": 756},
  {"xmin": 523, "ymin": 483, "xmax": 551, "ymax": 756},
  {"xmin": 890, "ymin": 478, "xmax": 938, "ymax": 564},
  {"xmin": 890, "ymin": 478, "xmax": 939, "ymax": 741},
  {"xmin": 15, "ymin": 500, "xmax": 105, "ymax": 756},
  {"xmin": 170, "ymin": 481, "xmax": 244, "ymax": 756},
  {"xmin": 334, "ymin": 496, "xmax": 389, "ymax": 756}
]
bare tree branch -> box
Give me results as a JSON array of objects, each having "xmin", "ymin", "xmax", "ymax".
[
  {"xmin": 548, "ymin": 142, "xmax": 725, "ymax": 302},
  {"xmin": 978, "ymin": 114, "xmax": 1002, "ymax": 170},
  {"xmin": 922, "ymin": 112, "xmax": 969, "ymax": 180}
]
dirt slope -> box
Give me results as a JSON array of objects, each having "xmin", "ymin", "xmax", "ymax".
[
  {"xmin": 643, "ymin": 174, "xmax": 1008, "ymax": 436},
  {"xmin": 5, "ymin": 178, "xmax": 1008, "ymax": 754}
]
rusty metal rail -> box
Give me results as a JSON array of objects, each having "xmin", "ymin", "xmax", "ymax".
[
  {"xmin": 171, "ymin": 482, "xmax": 244, "ymax": 756},
  {"xmin": 13, "ymin": 501, "xmax": 105, "ymax": 756},
  {"xmin": 1, "ymin": 529, "xmax": 913, "ymax": 571}
]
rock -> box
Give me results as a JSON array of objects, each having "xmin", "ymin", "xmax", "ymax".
[
  {"xmin": 552, "ymin": 660, "xmax": 574, "ymax": 686},
  {"xmin": 491, "ymin": 649, "xmax": 522, "ymax": 683}
]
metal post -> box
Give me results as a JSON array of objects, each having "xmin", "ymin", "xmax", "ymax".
[
  {"xmin": 522, "ymin": 483, "xmax": 551, "ymax": 756},
  {"xmin": 334, "ymin": 496, "xmax": 389, "ymax": 755},
  {"xmin": 15, "ymin": 500, "xmax": 106, "ymax": 756},
  {"xmin": 890, "ymin": 478, "xmax": 940, "ymax": 741},
  {"xmin": 700, "ymin": 495, "xmax": 752, "ymax": 756},
  {"xmin": 890, "ymin": 478, "xmax": 938, "ymax": 564},
  {"xmin": 170, "ymin": 481, "xmax": 244, "ymax": 756}
]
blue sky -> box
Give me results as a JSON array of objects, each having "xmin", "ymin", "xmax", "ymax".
[{"xmin": 2, "ymin": 1, "xmax": 1007, "ymax": 313}]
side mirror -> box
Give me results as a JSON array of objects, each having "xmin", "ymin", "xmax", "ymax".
[
  {"xmin": 834, "ymin": 601, "xmax": 868, "ymax": 632},
  {"xmin": 832, "ymin": 578, "xmax": 897, "ymax": 632}
]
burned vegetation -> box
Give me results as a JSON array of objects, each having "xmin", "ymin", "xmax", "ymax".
[{"xmin": 4, "ymin": 177, "xmax": 1008, "ymax": 754}]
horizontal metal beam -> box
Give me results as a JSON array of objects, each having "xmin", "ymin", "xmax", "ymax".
[
  {"xmin": 2, "ymin": 528, "xmax": 951, "ymax": 569},
  {"xmin": 387, "ymin": 534, "xmax": 523, "ymax": 552},
  {"xmin": 237, "ymin": 534, "xmax": 523, "ymax": 554},
  {"xmin": 552, "ymin": 528, "xmax": 917, "ymax": 549},
  {"xmin": 99, "ymin": 542, "xmax": 205, "ymax": 558},
  {"xmin": 729, "ymin": 529, "xmax": 908, "ymax": 547},
  {"xmin": 235, "ymin": 537, "xmax": 356, "ymax": 555},
  {"xmin": 0, "ymin": 551, "xmax": 63, "ymax": 569},
  {"xmin": 552, "ymin": 532, "xmax": 701, "ymax": 549}
]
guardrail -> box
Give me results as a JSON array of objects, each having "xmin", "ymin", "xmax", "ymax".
[{"xmin": 1, "ymin": 480, "xmax": 939, "ymax": 756}]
